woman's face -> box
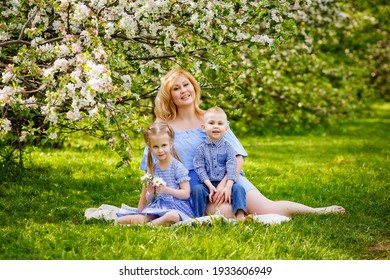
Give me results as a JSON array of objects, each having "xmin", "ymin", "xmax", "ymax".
[{"xmin": 170, "ymin": 75, "xmax": 196, "ymax": 108}]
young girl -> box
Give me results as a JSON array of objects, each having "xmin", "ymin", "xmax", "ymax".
[{"xmin": 115, "ymin": 122, "xmax": 194, "ymax": 226}]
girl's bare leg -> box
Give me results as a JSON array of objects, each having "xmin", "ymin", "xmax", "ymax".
[
  {"xmin": 147, "ymin": 211, "xmax": 180, "ymax": 227},
  {"xmin": 115, "ymin": 214, "xmax": 148, "ymax": 225}
]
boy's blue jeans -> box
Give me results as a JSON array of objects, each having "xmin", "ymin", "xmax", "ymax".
[{"xmin": 190, "ymin": 181, "xmax": 247, "ymax": 218}]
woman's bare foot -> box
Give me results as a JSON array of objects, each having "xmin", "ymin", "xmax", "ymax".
[{"xmin": 316, "ymin": 205, "xmax": 345, "ymax": 214}]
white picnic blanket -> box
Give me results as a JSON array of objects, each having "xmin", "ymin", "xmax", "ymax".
[{"xmin": 84, "ymin": 204, "xmax": 291, "ymax": 226}]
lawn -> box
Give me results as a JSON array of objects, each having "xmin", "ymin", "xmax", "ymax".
[{"xmin": 0, "ymin": 103, "xmax": 389, "ymax": 260}]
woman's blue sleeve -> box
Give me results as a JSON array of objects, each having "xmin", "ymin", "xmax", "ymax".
[
  {"xmin": 140, "ymin": 147, "xmax": 148, "ymax": 171},
  {"xmin": 224, "ymin": 126, "xmax": 248, "ymax": 158}
]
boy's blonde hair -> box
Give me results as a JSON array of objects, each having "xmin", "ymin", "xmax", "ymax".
[
  {"xmin": 203, "ymin": 106, "xmax": 227, "ymax": 122},
  {"xmin": 143, "ymin": 122, "xmax": 182, "ymax": 174},
  {"xmin": 155, "ymin": 69, "xmax": 204, "ymax": 121}
]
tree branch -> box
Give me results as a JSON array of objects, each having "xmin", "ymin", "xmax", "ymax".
[
  {"xmin": 38, "ymin": 37, "xmax": 64, "ymax": 45},
  {"xmin": 0, "ymin": 39, "xmax": 31, "ymax": 47},
  {"xmin": 18, "ymin": 7, "xmax": 40, "ymax": 40},
  {"xmin": 0, "ymin": 7, "xmax": 40, "ymax": 47}
]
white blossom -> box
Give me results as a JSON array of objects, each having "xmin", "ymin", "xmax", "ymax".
[
  {"xmin": 19, "ymin": 131, "xmax": 27, "ymax": 142},
  {"xmin": 88, "ymin": 106, "xmax": 99, "ymax": 117},
  {"xmin": 66, "ymin": 109, "xmax": 82, "ymax": 121},
  {"xmin": 104, "ymin": 22, "xmax": 115, "ymax": 39},
  {"xmin": 271, "ymin": 10, "xmax": 282, "ymax": 23},
  {"xmin": 47, "ymin": 107, "xmax": 58, "ymax": 124},
  {"xmin": 152, "ymin": 177, "xmax": 166, "ymax": 186},
  {"xmin": 31, "ymin": 37, "xmax": 44, "ymax": 47},
  {"xmin": 0, "ymin": 31, "xmax": 10, "ymax": 41},
  {"xmin": 236, "ymin": 31, "xmax": 250, "ymax": 41},
  {"xmin": 74, "ymin": 3, "xmax": 92, "ymax": 21},
  {"xmin": 25, "ymin": 97, "xmax": 38, "ymax": 109},
  {"xmin": 43, "ymin": 67, "xmax": 55, "ymax": 78},
  {"xmin": 93, "ymin": 48, "xmax": 108, "ymax": 62},
  {"xmin": 119, "ymin": 16, "xmax": 138, "ymax": 37},
  {"xmin": 53, "ymin": 58, "xmax": 69, "ymax": 72},
  {"xmin": 71, "ymin": 42, "xmax": 82, "ymax": 54},
  {"xmin": 140, "ymin": 173, "xmax": 153, "ymax": 183},
  {"xmin": 251, "ymin": 34, "xmax": 274, "ymax": 46},
  {"xmin": 39, "ymin": 43, "xmax": 55, "ymax": 53},
  {"xmin": 0, "ymin": 86, "xmax": 16, "ymax": 104},
  {"xmin": 49, "ymin": 132, "xmax": 57, "ymax": 140},
  {"xmin": 66, "ymin": 83, "xmax": 76, "ymax": 95},
  {"xmin": 2, "ymin": 71, "xmax": 14, "ymax": 84},
  {"xmin": 121, "ymin": 75, "xmax": 132, "ymax": 91},
  {"xmin": 2, "ymin": 119, "xmax": 12, "ymax": 132},
  {"xmin": 148, "ymin": 22, "xmax": 160, "ymax": 36},
  {"xmin": 55, "ymin": 44, "xmax": 71, "ymax": 56}
]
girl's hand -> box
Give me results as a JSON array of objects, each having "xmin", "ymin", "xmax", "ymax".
[
  {"xmin": 145, "ymin": 190, "xmax": 155, "ymax": 202},
  {"xmin": 144, "ymin": 184, "xmax": 156, "ymax": 202},
  {"xmin": 145, "ymin": 183, "xmax": 154, "ymax": 191},
  {"xmin": 155, "ymin": 183, "xmax": 168, "ymax": 194}
]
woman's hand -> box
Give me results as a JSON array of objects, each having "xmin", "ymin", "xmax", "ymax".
[
  {"xmin": 213, "ymin": 183, "xmax": 227, "ymax": 206},
  {"xmin": 213, "ymin": 187, "xmax": 233, "ymax": 206},
  {"xmin": 208, "ymin": 187, "xmax": 217, "ymax": 203},
  {"xmin": 213, "ymin": 180, "xmax": 234, "ymax": 206},
  {"xmin": 223, "ymin": 187, "xmax": 232, "ymax": 204}
]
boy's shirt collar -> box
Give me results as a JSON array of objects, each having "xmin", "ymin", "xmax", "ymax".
[{"xmin": 205, "ymin": 137, "xmax": 224, "ymax": 147}]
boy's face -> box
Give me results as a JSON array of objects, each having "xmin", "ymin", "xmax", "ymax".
[{"xmin": 201, "ymin": 112, "xmax": 228, "ymax": 141}]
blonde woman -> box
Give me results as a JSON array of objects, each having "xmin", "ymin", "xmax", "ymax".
[{"xmin": 140, "ymin": 69, "xmax": 345, "ymax": 218}]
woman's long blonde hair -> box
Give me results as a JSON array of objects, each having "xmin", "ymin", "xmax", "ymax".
[
  {"xmin": 154, "ymin": 69, "xmax": 204, "ymax": 121},
  {"xmin": 143, "ymin": 122, "xmax": 182, "ymax": 174}
]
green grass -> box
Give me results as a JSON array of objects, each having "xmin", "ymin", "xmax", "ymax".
[{"xmin": 0, "ymin": 103, "xmax": 389, "ymax": 260}]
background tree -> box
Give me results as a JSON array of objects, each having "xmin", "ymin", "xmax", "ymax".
[
  {"xmin": 0, "ymin": 0, "xmax": 294, "ymax": 172},
  {"xmin": 212, "ymin": 0, "xmax": 389, "ymax": 134},
  {"xmin": 0, "ymin": 0, "xmax": 388, "ymax": 175}
]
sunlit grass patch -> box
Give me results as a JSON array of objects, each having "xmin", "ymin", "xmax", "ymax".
[{"xmin": 0, "ymin": 104, "xmax": 389, "ymax": 260}]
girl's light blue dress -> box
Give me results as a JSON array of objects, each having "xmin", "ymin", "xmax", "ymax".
[
  {"xmin": 117, "ymin": 159, "xmax": 194, "ymax": 221},
  {"xmin": 140, "ymin": 127, "xmax": 257, "ymax": 193}
]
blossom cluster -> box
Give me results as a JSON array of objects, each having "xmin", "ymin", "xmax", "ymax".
[
  {"xmin": 140, "ymin": 173, "xmax": 166, "ymax": 202},
  {"xmin": 140, "ymin": 173, "xmax": 166, "ymax": 187}
]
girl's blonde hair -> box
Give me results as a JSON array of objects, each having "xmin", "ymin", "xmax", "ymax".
[
  {"xmin": 154, "ymin": 69, "xmax": 203, "ymax": 121},
  {"xmin": 143, "ymin": 122, "xmax": 182, "ymax": 174}
]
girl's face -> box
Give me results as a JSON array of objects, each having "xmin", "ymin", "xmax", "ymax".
[
  {"xmin": 149, "ymin": 134, "xmax": 173, "ymax": 162},
  {"xmin": 170, "ymin": 75, "xmax": 196, "ymax": 108}
]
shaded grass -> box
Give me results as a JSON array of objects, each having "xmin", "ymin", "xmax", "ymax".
[{"xmin": 0, "ymin": 103, "xmax": 389, "ymax": 260}]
